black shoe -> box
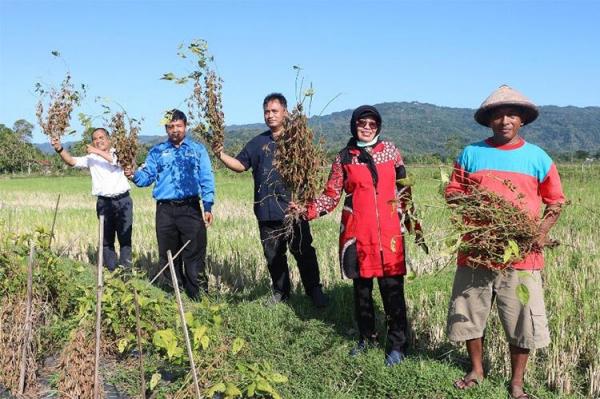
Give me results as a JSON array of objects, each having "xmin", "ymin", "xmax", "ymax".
[
  {"xmin": 266, "ymin": 291, "xmax": 288, "ymax": 306},
  {"xmin": 309, "ymin": 286, "xmax": 329, "ymax": 308},
  {"xmin": 384, "ymin": 350, "xmax": 405, "ymax": 367},
  {"xmin": 349, "ymin": 336, "xmax": 378, "ymax": 357}
]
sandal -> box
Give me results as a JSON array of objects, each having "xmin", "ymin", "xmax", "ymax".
[
  {"xmin": 509, "ymin": 386, "xmax": 530, "ymax": 399},
  {"xmin": 454, "ymin": 374, "xmax": 482, "ymax": 390}
]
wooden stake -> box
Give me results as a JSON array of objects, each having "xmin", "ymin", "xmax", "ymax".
[
  {"xmin": 94, "ymin": 215, "xmax": 104, "ymax": 399},
  {"xmin": 48, "ymin": 194, "xmax": 61, "ymax": 250},
  {"xmin": 167, "ymin": 250, "xmax": 201, "ymax": 398},
  {"xmin": 133, "ymin": 288, "xmax": 146, "ymax": 399},
  {"xmin": 18, "ymin": 241, "xmax": 35, "ymax": 394},
  {"xmin": 149, "ymin": 240, "xmax": 191, "ymax": 284}
]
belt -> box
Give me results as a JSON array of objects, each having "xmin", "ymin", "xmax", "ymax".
[
  {"xmin": 98, "ymin": 191, "xmax": 130, "ymax": 201},
  {"xmin": 157, "ymin": 196, "xmax": 199, "ymax": 206}
]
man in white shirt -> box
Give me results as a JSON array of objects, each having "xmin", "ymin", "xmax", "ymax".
[{"xmin": 51, "ymin": 128, "xmax": 133, "ymax": 270}]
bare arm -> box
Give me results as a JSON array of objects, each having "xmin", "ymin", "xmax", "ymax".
[
  {"xmin": 212, "ymin": 143, "xmax": 246, "ymax": 173},
  {"xmin": 87, "ymin": 145, "xmax": 114, "ymax": 164},
  {"xmin": 51, "ymin": 137, "xmax": 77, "ymax": 167},
  {"xmin": 535, "ymin": 204, "xmax": 563, "ymax": 249}
]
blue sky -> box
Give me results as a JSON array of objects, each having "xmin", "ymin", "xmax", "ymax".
[{"xmin": 1, "ymin": 0, "xmax": 599, "ymax": 143}]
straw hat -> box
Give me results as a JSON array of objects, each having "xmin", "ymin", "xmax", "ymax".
[{"xmin": 474, "ymin": 85, "xmax": 539, "ymax": 126}]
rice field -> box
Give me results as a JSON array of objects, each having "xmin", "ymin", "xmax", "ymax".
[{"xmin": 0, "ymin": 163, "xmax": 598, "ymax": 398}]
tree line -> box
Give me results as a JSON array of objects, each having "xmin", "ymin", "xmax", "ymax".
[{"xmin": 1, "ymin": 113, "xmax": 599, "ymax": 175}]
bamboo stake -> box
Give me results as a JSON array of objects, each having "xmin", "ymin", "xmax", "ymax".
[
  {"xmin": 167, "ymin": 250, "xmax": 201, "ymax": 399},
  {"xmin": 94, "ymin": 215, "xmax": 104, "ymax": 399},
  {"xmin": 48, "ymin": 194, "xmax": 61, "ymax": 250},
  {"xmin": 18, "ymin": 241, "xmax": 35, "ymax": 394},
  {"xmin": 133, "ymin": 288, "xmax": 146, "ymax": 399},
  {"xmin": 149, "ymin": 240, "xmax": 191, "ymax": 284}
]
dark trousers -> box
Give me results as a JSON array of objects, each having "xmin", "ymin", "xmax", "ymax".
[
  {"xmin": 258, "ymin": 220, "xmax": 321, "ymax": 297},
  {"xmin": 96, "ymin": 194, "xmax": 133, "ymax": 271},
  {"xmin": 156, "ymin": 200, "xmax": 208, "ymax": 300},
  {"xmin": 353, "ymin": 275, "xmax": 408, "ymax": 352}
]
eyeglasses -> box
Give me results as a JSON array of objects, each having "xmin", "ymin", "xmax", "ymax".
[{"xmin": 356, "ymin": 119, "xmax": 378, "ymax": 130}]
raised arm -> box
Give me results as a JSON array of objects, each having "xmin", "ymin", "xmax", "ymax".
[
  {"xmin": 51, "ymin": 136, "xmax": 77, "ymax": 167},
  {"xmin": 212, "ymin": 143, "xmax": 246, "ymax": 173},
  {"xmin": 86, "ymin": 145, "xmax": 115, "ymax": 164}
]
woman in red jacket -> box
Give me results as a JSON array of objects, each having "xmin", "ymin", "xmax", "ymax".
[{"xmin": 304, "ymin": 105, "xmax": 412, "ymax": 366}]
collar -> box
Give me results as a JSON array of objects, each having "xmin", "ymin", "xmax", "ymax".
[
  {"xmin": 349, "ymin": 140, "xmax": 384, "ymax": 155},
  {"xmin": 165, "ymin": 136, "xmax": 190, "ymax": 149},
  {"xmin": 356, "ymin": 135, "xmax": 380, "ymax": 148},
  {"xmin": 484, "ymin": 137, "xmax": 525, "ymax": 150}
]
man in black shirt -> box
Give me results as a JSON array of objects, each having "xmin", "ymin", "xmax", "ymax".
[{"xmin": 213, "ymin": 93, "xmax": 327, "ymax": 307}]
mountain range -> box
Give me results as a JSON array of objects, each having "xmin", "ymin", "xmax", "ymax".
[{"xmin": 36, "ymin": 102, "xmax": 600, "ymax": 156}]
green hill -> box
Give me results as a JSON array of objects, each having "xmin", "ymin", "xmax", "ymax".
[{"xmin": 224, "ymin": 102, "xmax": 600, "ymax": 157}]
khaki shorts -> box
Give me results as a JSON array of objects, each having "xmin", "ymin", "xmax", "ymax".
[{"xmin": 446, "ymin": 266, "xmax": 550, "ymax": 349}]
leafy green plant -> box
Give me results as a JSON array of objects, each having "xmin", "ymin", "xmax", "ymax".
[{"xmin": 236, "ymin": 361, "xmax": 288, "ymax": 399}]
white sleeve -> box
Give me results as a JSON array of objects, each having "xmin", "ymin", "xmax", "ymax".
[
  {"xmin": 73, "ymin": 155, "xmax": 90, "ymax": 169},
  {"xmin": 109, "ymin": 148, "xmax": 119, "ymax": 166}
]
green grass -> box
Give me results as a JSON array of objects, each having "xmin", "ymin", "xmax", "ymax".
[{"xmin": 1, "ymin": 165, "xmax": 599, "ymax": 398}]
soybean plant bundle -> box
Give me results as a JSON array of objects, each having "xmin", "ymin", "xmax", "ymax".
[
  {"xmin": 448, "ymin": 184, "xmax": 539, "ymax": 270},
  {"xmin": 275, "ymin": 103, "xmax": 326, "ymax": 207},
  {"xmin": 35, "ymin": 73, "xmax": 82, "ymax": 139},
  {"xmin": 187, "ymin": 68, "xmax": 225, "ymax": 150},
  {"xmin": 57, "ymin": 326, "xmax": 104, "ymax": 399},
  {"xmin": 0, "ymin": 295, "xmax": 45, "ymax": 397},
  {"xmin": 110, "ymin": 112, "xmax": 139, "ymax": 170},
  {"xmin": 167, "ymin": 39, "xmax": 225, "ymax": 149}
]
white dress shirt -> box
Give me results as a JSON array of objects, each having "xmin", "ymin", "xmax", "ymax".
[{"xmin": 73, "ymin": 148, "xmax": 131, "ymax": 197}]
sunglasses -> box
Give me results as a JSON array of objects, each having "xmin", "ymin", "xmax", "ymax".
[{"xmin": 356, "ymin": 119, "xmax": 378, "ymax": 130}]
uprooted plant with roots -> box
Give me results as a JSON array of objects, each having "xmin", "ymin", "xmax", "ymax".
[
  {"xmin": 56, "ymin": 326, "xmax": 104, "ymax": 399},
  {"xmin": 35, "ymin": 54, "xmax": 85, "ymax": 140},
  {"xmin": 0, "ymin": 295, "xmax": 48, "ymax": 398},
  {"xmin": 161, "ymin": 39, "xmax": 225, "ymax": 150},
  {"xmin": 275, "ymin": 102, "xmax": 326, "ymax": 207},
  {"xmin": 444, "ymin": 174, "xmax": 561, "ymax": 270},
  {"xmin": 109, "ymin": 111, "xmax": 140, "ymax": 170},
  {"xmin": 275, "ymin": 92, "xmax": 327, "ymax": 237}
]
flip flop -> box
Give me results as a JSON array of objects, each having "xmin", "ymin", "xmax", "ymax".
[
  {"xmin": 454, "ymin": 376, "xmax": 481, "ymax": 390},
  {"xmin": 509, "ymin": 390, "xmax": 530, "ymax": 399}
]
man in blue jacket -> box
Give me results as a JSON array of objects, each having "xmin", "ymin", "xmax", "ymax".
[{"xmin": 126, "ymin": 109, "xmax": 215, "ymax": 300}]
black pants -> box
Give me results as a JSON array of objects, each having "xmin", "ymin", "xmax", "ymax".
[
  {"xmin": 96, "ymin": 193, "xmax": 133, "ymax": 271},
  {"xmin": 156, "ymin": 200, "xmax": 208, "ymax": 300},
  {"xmin": 353, "ymin": 275, "xmax": 408, "ymax": 352},
  {"xmin": 258, "ymin": 220, "xmax": 321, "ymax": 297}
]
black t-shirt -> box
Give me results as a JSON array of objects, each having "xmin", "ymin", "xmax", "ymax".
[{"xmin": 236, "ymin": 131, "xmax": 290, "ymax": 221}]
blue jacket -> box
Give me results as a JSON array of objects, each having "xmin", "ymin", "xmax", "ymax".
[{"xmin": 133, "ymin": 136, "xmax": 215, "ymax": 212}]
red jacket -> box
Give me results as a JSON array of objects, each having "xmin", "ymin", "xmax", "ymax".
[{"xmin": 307, "ymin": 141, "xmax": 408, "ymax": 278}]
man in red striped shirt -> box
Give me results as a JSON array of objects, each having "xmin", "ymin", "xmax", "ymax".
[{"xmin": 445, "ymin": 85, "xmax": 565, "ymax": 399}]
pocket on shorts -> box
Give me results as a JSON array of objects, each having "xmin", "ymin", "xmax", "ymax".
[{"xmin": 529, "ymin": 301, "xmax": 550, "ymax": 346}]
